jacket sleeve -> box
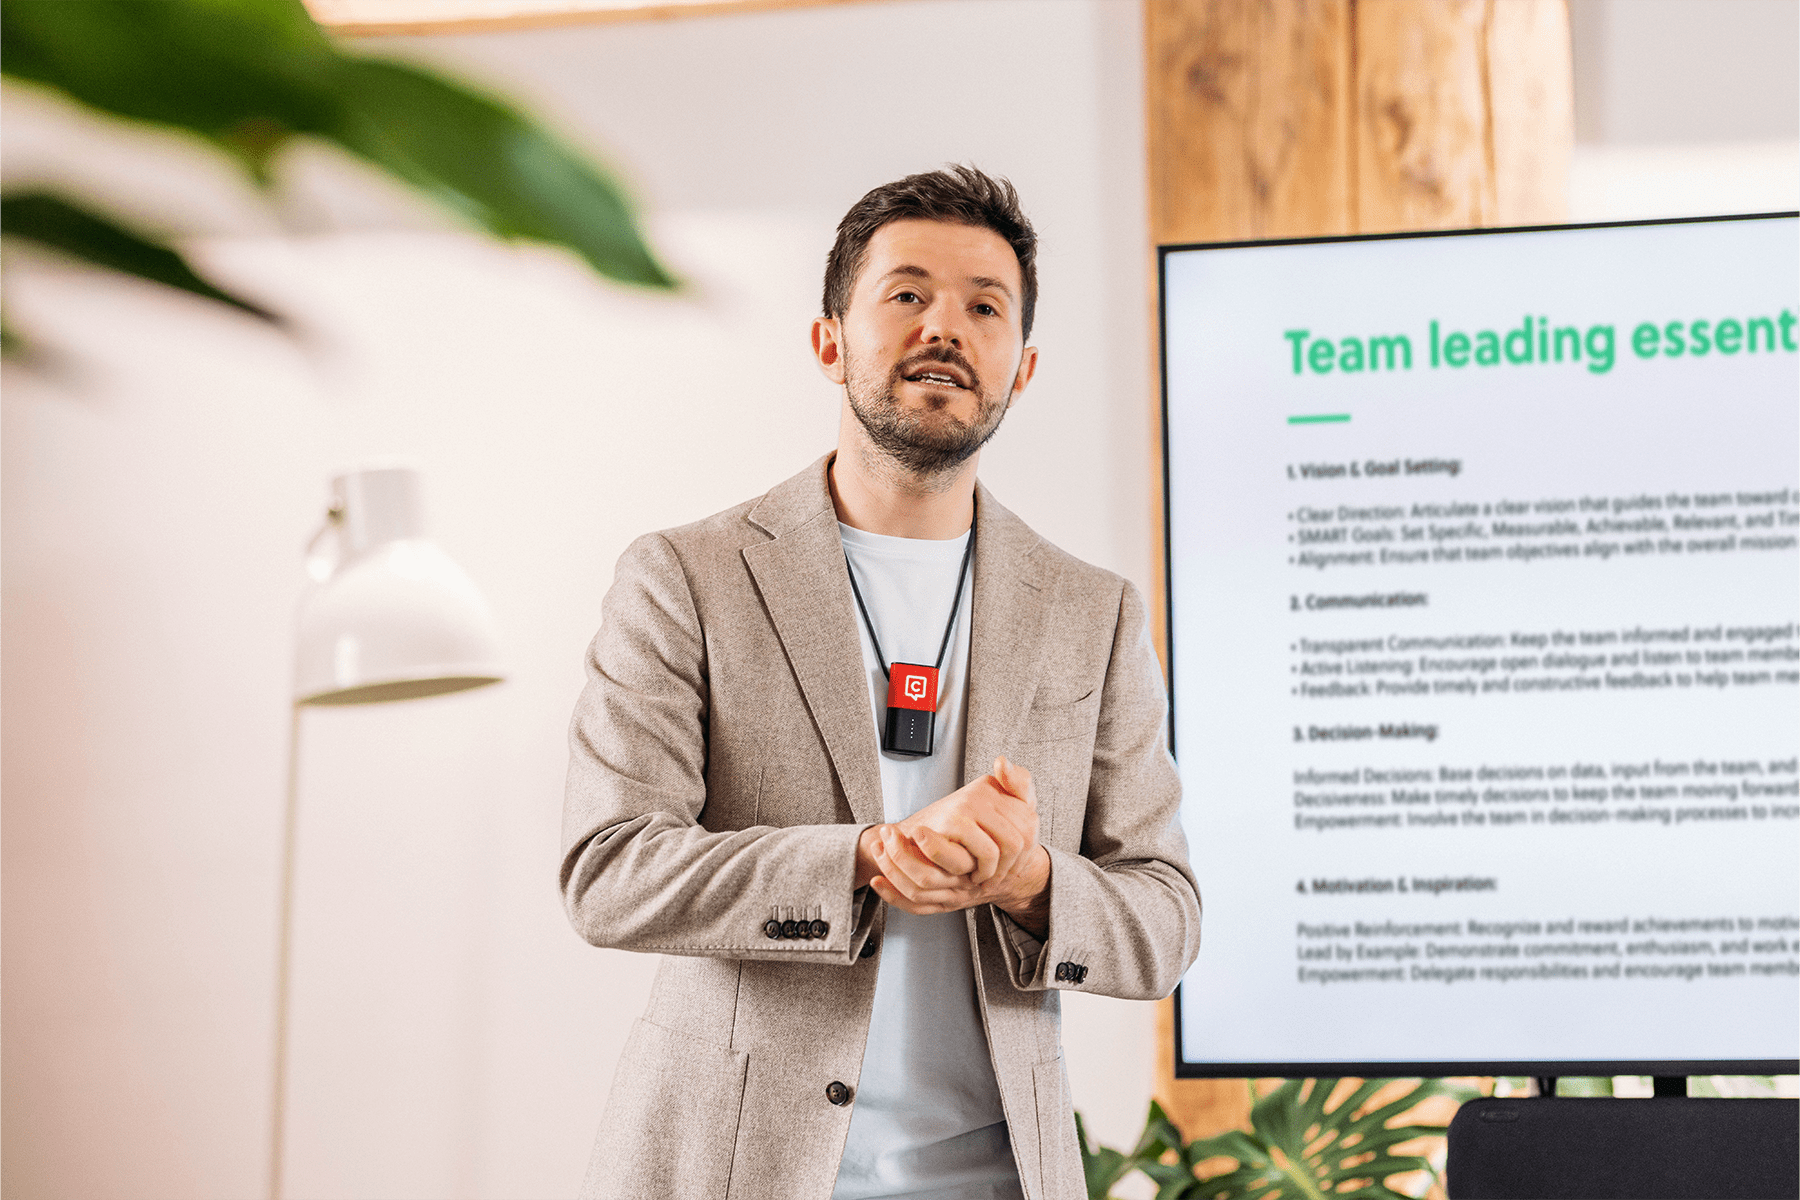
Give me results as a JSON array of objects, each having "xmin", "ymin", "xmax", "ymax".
[
  {"xmin": 989, "ymin": 579, "xmax": 1201, "ymax": 999},
  {"xmin": 559, "ymin": 532, "xmax": 878, "ymax": 964}
]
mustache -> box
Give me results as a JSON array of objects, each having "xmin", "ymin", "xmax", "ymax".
[{"xmin": 893, "ymin": 346, "xmax": 982, "ymax": 392}]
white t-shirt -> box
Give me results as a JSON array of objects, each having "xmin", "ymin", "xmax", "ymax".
[{"xmin": 832, "ymin": 523, "xmax": 1023, "ymax": 1200}]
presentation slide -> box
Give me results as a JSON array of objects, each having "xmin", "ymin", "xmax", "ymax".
[{"xmin": 1163, "ymin": 215, "xmax": 1799, "ymax": 1074}]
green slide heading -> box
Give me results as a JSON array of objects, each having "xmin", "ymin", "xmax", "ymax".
[{"xmin": 1285, "ymin": 309, "xmax": 1798, "ymax": 377}]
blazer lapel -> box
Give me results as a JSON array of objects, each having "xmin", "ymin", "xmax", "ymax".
[
  {"xmin": 962, "ymin": 484, "xmax": 1062, "ymax": 786},
  {"xmin": 742, "ymin": 458, "xmax": 885, "ymax": 827}
]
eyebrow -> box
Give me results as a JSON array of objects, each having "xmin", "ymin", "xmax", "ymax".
[{"xmin": 878, "ymin": 264, "xmax": 1015, "ymax": 301}]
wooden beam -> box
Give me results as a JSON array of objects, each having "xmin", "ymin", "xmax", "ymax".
[
  {"xmin": 1353, "ymin": 0, "xmax": 1495, "ymax": 231},
  {"xmin": 1488, "ymin": 0, "xmax": 1575, "ymax": 225},
  {"xmin": 1144, "ymin": 0, "xmax": 1572, "ymax": 1151},
  {"xmin": 1146, "ymin": 0, "xmax": 1354, "ymax": 245},
  {"xmin": 305, "ymin": 0, "xmax": 886, "ymax": 37},
  {"xmin": 1147, "ymin": 0, "xmax": 1571, "ymax": 243}
]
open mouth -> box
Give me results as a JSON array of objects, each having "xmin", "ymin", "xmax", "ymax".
[{"xmin": 902, "ymin": 366, "xmax": 970, "ymax": 390}]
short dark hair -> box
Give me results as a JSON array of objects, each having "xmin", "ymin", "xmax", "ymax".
[{"xmin": 822, "ymin": 165, "xmax": 1039, "ymax": 342}]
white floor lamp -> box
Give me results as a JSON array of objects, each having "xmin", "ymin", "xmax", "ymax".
[{"xmin": 269, "ymin": 466, "xmax": 504, "ymax": 1200}]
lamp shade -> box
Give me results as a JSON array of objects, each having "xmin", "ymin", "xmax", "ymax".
[{"xmin": 294, "ymin": 467, "xmax": 504, "ymax": 706}]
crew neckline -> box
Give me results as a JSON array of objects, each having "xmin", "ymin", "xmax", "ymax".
[{"xmin": 838, "ymin": 521, "xmax": 971, "ymax": 558}]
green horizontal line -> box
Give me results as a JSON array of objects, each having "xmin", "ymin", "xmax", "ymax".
[{"xmin": 1288, "ymin": 413, "xmax": 1351, "ymax": 425}]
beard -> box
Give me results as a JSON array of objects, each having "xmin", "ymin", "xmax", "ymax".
[{"xmin": 842, "ymin": 340, "xmax": 1013, "ymax": 479}]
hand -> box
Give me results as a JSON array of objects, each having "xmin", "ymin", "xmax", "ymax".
[{"xmin": 854, "ymin": 757, "xmax": 1051, "ymax": 934}]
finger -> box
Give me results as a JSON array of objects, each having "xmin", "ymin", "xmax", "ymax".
[
  {"xmin": 873, "ymin": 830, "xmax": 926, "ymax": 895},
  {"xmin": 881, "ymin": 879, "xmax": 979, "ymax": 912},
  {"xmin": 870, "ymin": 842, "xmax": 932, "ymax": 903},
  {"xmin": 936, "ymin": 815, "xmax": 1003, "ymax": 884},
  {"xmin": 907, "ymin": 824, "xmax": 978, "ymax": 875},
  {"xmin": 994, "ymin": 756, "xmax": 1037, "ymax": 809},
  {"xmin": 869, "ymin": 874, "xmax": 963, "ymax": 916},
  {"xmin": 906, "ymin": 813, "xmax": 1001, "ymax": 883},
  {"xmin": 880, "ymin": 827, "xmax": 964, "ymax": 893},
  {"xmin": 972, "ymin": 805, "xmax": 1035, "ymax": 884},
  {"xmin": 919, "ymin": 782, "xmax": 1030, "ymax": 883},
  {"xmin": 988, "ymin": 832, "xmax": 1023, "ymax": 886},
  {"xmin": 888, "ymin": 828, "xmax": 964, "ymax": 887},
  {"xmin": 868, "ymin": 875, "xmax": 931, "ymax": 914},
  {"xmin": 873, "ymin": 837, "xmax": 985, "ymax": 909}
]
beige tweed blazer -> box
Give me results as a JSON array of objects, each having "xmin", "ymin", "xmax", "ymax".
[{"xmin": 561, "ymin": 454, "xmax": 1200, "ymax": 1200}]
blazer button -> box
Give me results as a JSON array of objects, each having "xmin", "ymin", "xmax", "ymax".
[
  {"xmin": 781, "ymin": 920, "xmax": 797, "ymax": 939},
  {"xmin": 811, "ymin": 919, "xmax": 829, "ymax": 939},
  {"xmin": 763, "ymin": 920, "xmax": 781, "ymax": 940},
  {"xmin": 859, "ymin": 937, "xmax": 879, "ymax": 959},
  {"xmin": 825, "ymin": 1081, "xmax": 852, "ymax": 1106}
]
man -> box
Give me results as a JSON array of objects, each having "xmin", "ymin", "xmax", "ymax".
[{"xmin": 561, "ymin": 166, "xmax": 1200, "ymax": 1200}]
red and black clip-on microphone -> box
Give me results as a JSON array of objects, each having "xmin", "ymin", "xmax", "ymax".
[{"xmin": 883, "ymin": 663, "xmax": 939, "ymax": 757}]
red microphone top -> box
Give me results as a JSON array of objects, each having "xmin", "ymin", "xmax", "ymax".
[{"xmin": 886, "ymin": 663, "xmax": 939, "ymax": 713}]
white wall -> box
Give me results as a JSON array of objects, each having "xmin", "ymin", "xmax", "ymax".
[
  {"xmin": 1568, "ymin": 0, "xmax": 1799, "ymax": 222},
  {"xmin": 1, "ymin": 3, "xmax": 1159, "ymax": 1197},
  {"xmin": 1571, "ymin": 0, "xmax": 1797, "ymax": 145}
]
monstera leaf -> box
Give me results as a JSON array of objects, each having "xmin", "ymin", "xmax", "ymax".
[
  {"xmin": 1171, "ymin": 1078, "xmax": 1470, "ymax": 1200},
  {"xmin": 1083, "ymin": 1080, "xmax": 1472, "ymax": 1200},
  {"xmin": 1079, "ymin": 1102, "xmax": 1187, "ymax": 1200},
  {"xmin": 1, "ymin": 0, "xmax": 672, "ymax": 347}
]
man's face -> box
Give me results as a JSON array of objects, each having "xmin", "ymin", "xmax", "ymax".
[{"xmin": 815, "ymin": 219, "xmax": 1036, "ymax": 477}]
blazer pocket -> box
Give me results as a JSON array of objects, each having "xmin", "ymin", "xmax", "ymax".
[
  {"xmin": 584, "ymin": 1018, "xmax": 748, "ymax": 1200},
  {"xmin": 1032, "ymin": 1052, "xmax": 1082, "ymax": 1199},
  {"xmin": 1019, "ymin": 689, "xmax": 1100, "ymax": 746}
]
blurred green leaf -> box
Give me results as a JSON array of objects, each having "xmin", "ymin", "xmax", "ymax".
[
  {"xmin": 328, "ymin": 58, "xmax": 674, "ymax": 286},
  {"xmin": 1085, "ymin": 1081, "xmax": 1474, "ymax": 1200},
  {"xmin": 1078, "ymin": 1111, "xmax": 1133, "ymax": 1200},
  {"xmin": 1, "ymin": 0, "xmax": 339, "ymax": 179},
  {"xmin": 1, "ymin": 0, "xmax": 673, "ymax": 291},
  {"xmin": 2, "ymin": 191, "xmax": 279, "ymax": 322},
  {"xmin": 1556, "ymin": 1076, "xmax": 1615, "ymax": 1098},
  {"xmin": 1179, "ymin": 1079, "xmax": 1472, "ymax": 1200}
]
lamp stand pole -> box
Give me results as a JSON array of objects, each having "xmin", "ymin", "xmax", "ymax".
[{"xmin": 269, "ymin": 704, "xmax": 303, "ymax": 1200}]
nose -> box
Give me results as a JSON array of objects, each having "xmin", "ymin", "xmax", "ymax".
[{"xmin": 916, "ymin": 296, "xmax": 966, "ymax": 349}]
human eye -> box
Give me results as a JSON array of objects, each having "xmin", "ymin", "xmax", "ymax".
[
  {"xmin": 892, "ymin": 289, "xmax": 923, "ymax": 304},
  {"xmin": 972, "ymin": 301, "xmax": 1000, "ymax": 318}
]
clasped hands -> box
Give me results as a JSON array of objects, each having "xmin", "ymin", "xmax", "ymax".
[{"xmin": 854, "ymin": 755, "xmax": 1051, "ymax": 937}]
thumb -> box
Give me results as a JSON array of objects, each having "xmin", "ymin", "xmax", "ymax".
[{"xmin": 993, "ymin": 755, "xmax": 1032, "ymax": 805}]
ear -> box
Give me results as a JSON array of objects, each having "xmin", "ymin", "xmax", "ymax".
[
  {"xmin": 1004, "ymin": 344, "xmax": 1039, "ymax": 409},
  {"xmin": 812, "ymin": 316, "xmax": 846, "ymax": 385}
]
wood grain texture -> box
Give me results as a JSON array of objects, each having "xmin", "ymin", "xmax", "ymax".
[
  {"xmin": 1148, "ymin": 0, "xmax": 1571, "ymax": 241},
  {"xmin": 1487, "ymin": 0, "xmax": 1574, "ymax": 225},
  {"xmin": 1353, "ymin": 0, "xmax": 1494, "ymax": 232},
  {"xmin": 1146, "ymin": 0, "xmax": 1251, "ymax": 242},
  {"xmin": 1248, "ymin": 0, "xmax": 1355, "ymax": 239},
  {"xmin": 1145, "ymin": 0, "xmax": 1353, "ymax": 244}
]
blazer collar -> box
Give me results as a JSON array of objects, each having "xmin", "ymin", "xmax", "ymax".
[
  {"xmin": 963, "ymin": 479, "xmax": 1061, "ymax": 788},
  {"xmin": 745, "ymin": 452, "xmax": 837, "ymax": 539},
  {"xmin": 740, "ymin": 454, "xmax": 1061, "ymax": 820},
  {"xmin": 742, "ymin": 456, "xmax": 883, "ymax": 824}
]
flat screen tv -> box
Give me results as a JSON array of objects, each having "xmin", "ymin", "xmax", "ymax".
[{"xmin": 1161, "ymin": 214, "xmax": 1800, "ymax": 1077}]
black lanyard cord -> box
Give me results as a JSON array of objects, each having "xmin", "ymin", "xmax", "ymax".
[{"xmin": 843, "ymin": 521, "xmax": 976, "ymax": 677}]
